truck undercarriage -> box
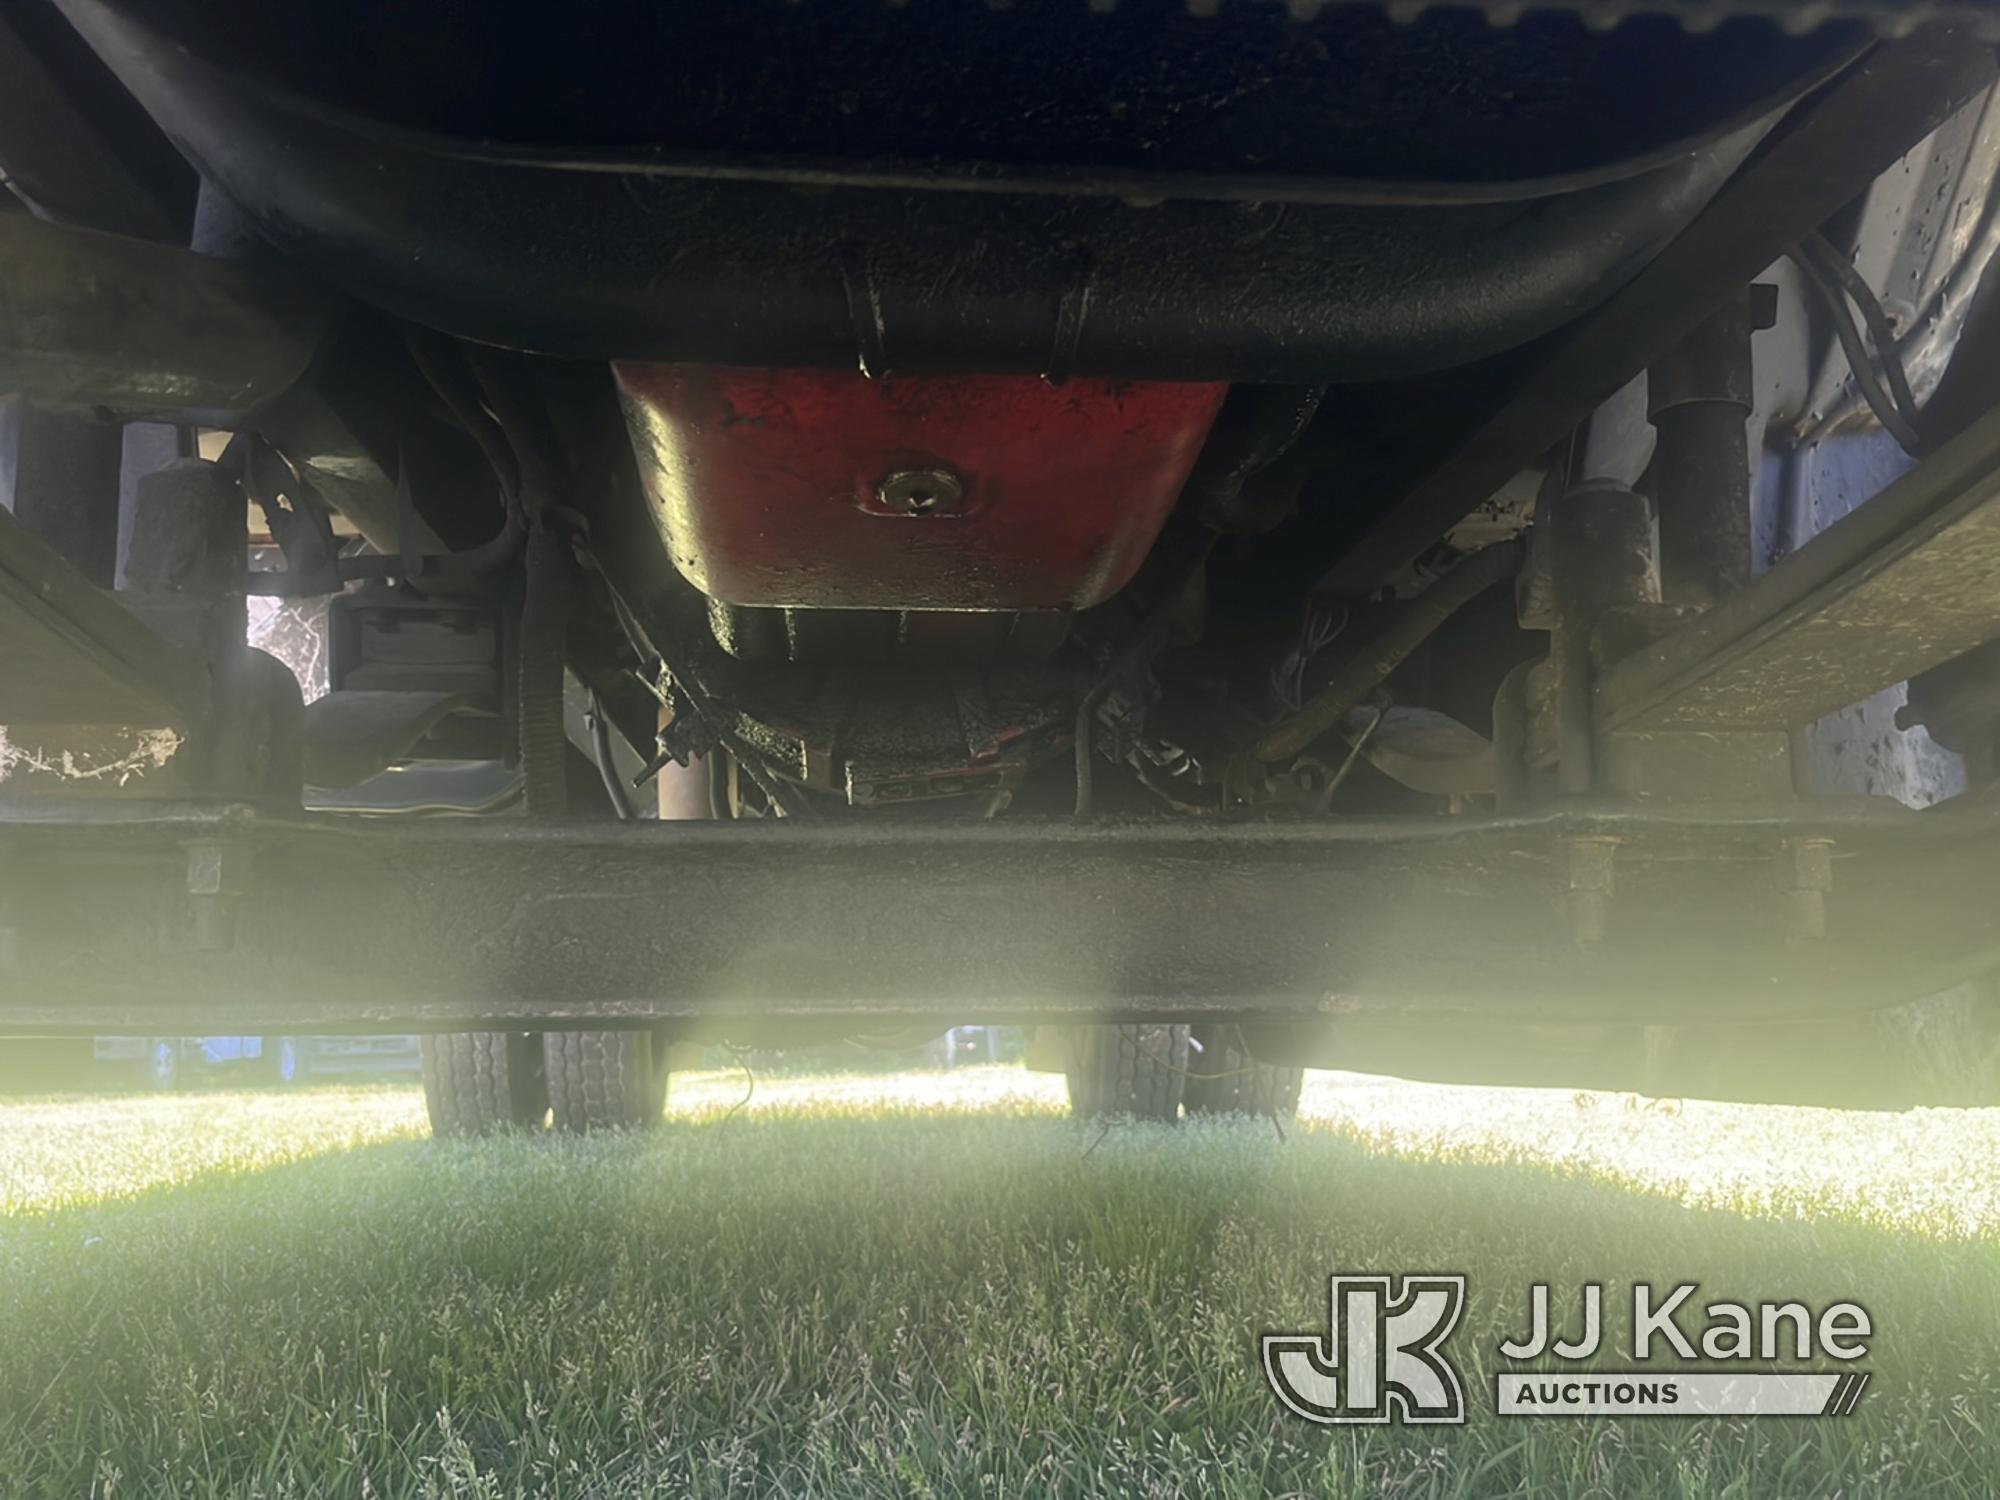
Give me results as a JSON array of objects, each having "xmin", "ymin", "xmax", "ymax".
[{"xmin": 7, "ymin": 0, "xmax": 2000, "ymax": 1126}]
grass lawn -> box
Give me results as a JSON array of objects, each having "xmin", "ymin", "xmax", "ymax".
[{"xmin": 2, "ymin": 1067, "xmax": 1997, "ymax": 1497}]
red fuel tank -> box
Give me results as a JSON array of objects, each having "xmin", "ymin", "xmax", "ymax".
[{"xmin": 615, "ymin": 364, "xmax": 1226, "ymax": 612}]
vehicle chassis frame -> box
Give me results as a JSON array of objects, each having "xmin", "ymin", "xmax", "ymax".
[{"xmin": 1, "ymin": 796, "xmax": 1996, "ymax": 1035}]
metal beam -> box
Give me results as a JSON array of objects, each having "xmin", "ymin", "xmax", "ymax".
[
  {"xmin": 1597, "ymin": 403, "xmax": 2000, "ymax": 731},
  {"xmin": 0, "ymin": 501, "xmax": 207, "ymax": 726},
  {"xmin": 0, "ymin": 212, "xmax": 336, "ymax": 423},
  {"xmin": 1, "ymin": 799, "xmax": 1997, "ymax": 1032}
]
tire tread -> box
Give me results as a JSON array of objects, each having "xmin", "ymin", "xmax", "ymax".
[
  {"xmin": 544, "ymin": 1030, "xmax": 666, "ymax": 1131},
  {"xmin": 1183, "ymin": 1024, "xmax": 1304, "ymax": 1119},
  {"xmin": 421, "ymin": 1032, "xmax": 546, "ymax": 1137},
  {"xmin": 1066, "ymin": 1024, "xmax": 1188, "ymax": 1122}
]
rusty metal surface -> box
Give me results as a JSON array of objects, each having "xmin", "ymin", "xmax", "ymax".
[
  {"xmin": 1597, "ymin": 402, "xmax": 2000, "ymax": 732},
  {"xmin": 2, "ymin": 798, "xmax": 1997, "ymax": 1032}
]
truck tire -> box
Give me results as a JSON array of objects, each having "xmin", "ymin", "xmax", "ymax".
[
  {"xmin": 1182, "ymin": 1024, "xmax": 1305, "ymax": 1119},
  {"xmin": 1064, "ymin": 1024, "xmax": 1188, "ymax": 1123},
  {"xmin": 421, "ymin": 1032, "xmax": 548, "ymax": 1137},
  {"xmin": 543, "ymin": 1029, "xmax": 669, "ymax": 1132}
]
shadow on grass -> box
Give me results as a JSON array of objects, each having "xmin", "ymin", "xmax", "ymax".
[{"xmin": 2, "ymin": 1107, "xmax": 1997, "ymax": 1496}]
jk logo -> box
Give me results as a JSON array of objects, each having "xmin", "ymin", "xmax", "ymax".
[{"xmin": 1263, "ymin": 1275, "xmax": 1469, "ymax": 1425}]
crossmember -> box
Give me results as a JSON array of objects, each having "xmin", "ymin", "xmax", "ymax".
[{"xmin": 2, "ymin": 798, "xmax": 1996, "ymax": 1033}]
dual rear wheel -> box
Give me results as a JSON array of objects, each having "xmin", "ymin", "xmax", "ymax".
[
  {"xmin": 420, "ymin": 1029, "xmax": 671, "ymax": 1137},
  {"xmin": 424, "ymin": 1022, "xmax": 1298, "ymax": 1135}
]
